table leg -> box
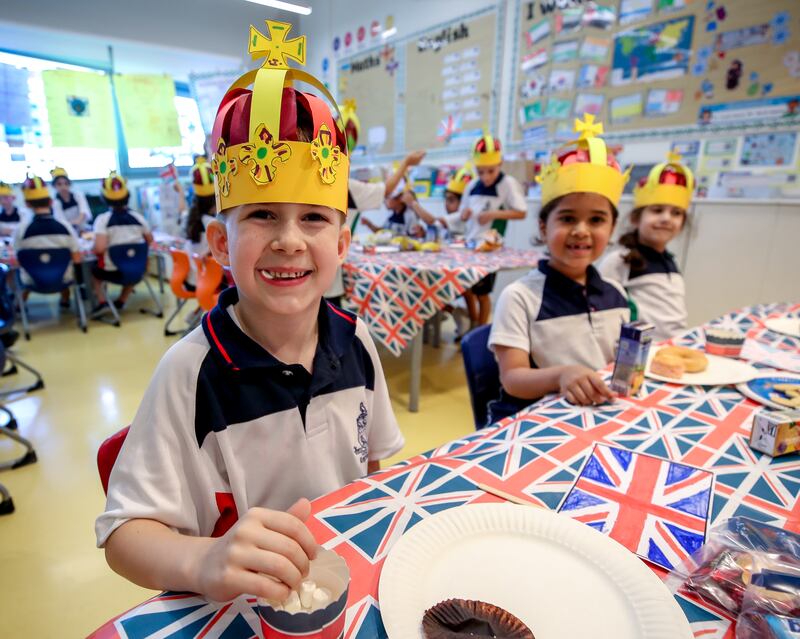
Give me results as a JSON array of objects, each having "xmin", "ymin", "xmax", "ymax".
[
  {"xmin": 156, "ymin": 254, "xmax": 165, "ymax": 293},
  {"xmin": 432, "ymin": 310, "xmax": 442, "ymax": 348},
  {"xmin": 409, "ymin": 330, "xmax": 423, "ymax": 412}
]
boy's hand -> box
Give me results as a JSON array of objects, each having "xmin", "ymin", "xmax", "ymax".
[
  {"xmin": 196, "ymin": 499, "xmax": 318, "ymax": 602},
  {"xmin": 559, "ymin": 366, "xmax": 614, "ymax": 406},
  {"xmin": 403, "ymin": 150, "xmax": 426, "ymax": 167},
  {"xmin": 460, "ymin": 208, "xmax": 473, "ymax": 222},
  {"xmin": 477, "ymin": 210, "xmax": 494, "ymax": 225},
  {"xmin": 400, "ymin": 191, "xmax": 416, "ymax": 206}
]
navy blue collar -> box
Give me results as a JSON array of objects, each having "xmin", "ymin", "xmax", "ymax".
[
  {"xmin": 468, "ymin": 172, "xmax": 505, "ymax": 197},
  {"xmin": 636, "ymin": 241, "xmax": 674, "ymax": 262},
  {"xmin": 202, "ymin": 286, "xmax": 357, "ymax": 372},
  {"xmin": 537, "ymin": 259, "xmax": 606, "ymax": 295}
]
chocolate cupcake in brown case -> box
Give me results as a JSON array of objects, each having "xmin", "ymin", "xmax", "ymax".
[{"xmin": 422, "ymin": 598, "xmax": 535, "ymax": 638}]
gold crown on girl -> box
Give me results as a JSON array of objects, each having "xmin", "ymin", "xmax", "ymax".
[
  {"xmin": 22, "ymin": 174, "xmax": 50, "ymax": 201},
  {"xmin": 191, "ymin": 157, "xmax": 215, "ymax": 197},
  {"xmin": 446, "ymin": 162, "xmax": 475, "ymax": 195},
  {"xmin": 537, "ymin": 114, "xmax": 630, "ymax": 208},
  {"xmin": 340, "ymin": 99, "xmax": 360, "ymax": 153},
  {"xmin": 633, "ymin": 150, "xmax": 694, "ymax": 211},
  {"xmin": 211, "ymin": 21, "xmax": 350, "ymax": 214}
]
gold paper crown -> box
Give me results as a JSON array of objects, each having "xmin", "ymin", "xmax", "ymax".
[
  {"xmin": 446, "ymin": 162, "xmax": 475, "ymax": 195},
  {"xmin": 22, "ymin": 174, "xmax": 50, "ymax": 201},
  {"xmin": 340, "ymin": 99, "xmax": 360, "ymax": 153},
  {"xmin": 473, "ymin": 133, "xmax": 502, "ymax": 167},
  {"xmin": 537, "ymin": 114, "xmax": 630, "ymax": 208},
  {"xmin": 102, "ymin": 171, "xmax": 129, "ymax": 201},
  {"xmin": 633, "ymin": 150, "xmax": 694, "ymax": 211},
  {"xmin": 50, "ymin": 167, "xmax": 69, "ymax": 181},
  {"xmin": 191, "ymin": 157, "xmax": 215, "ymax": 197},
  {"xmin": 211, "ymin": 20, "xmax": 349, "ymax": 214},
  {"xmin": 0, "ymin": 182, "xmax": 13, "ymax": 197}
]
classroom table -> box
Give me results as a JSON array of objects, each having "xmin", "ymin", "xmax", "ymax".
[
  {"xmin": 90, "ymin": 301, "xmax": 800, "ymax": 639},
  {"xmin": 342, "ymin": 245, "xmax": 544, "ymax": 411}
]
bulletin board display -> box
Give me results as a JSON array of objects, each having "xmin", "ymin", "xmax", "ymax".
[
  {"xmin": 403, "ymin": 10, "xmax": 500, "ymax": 151},
  {"xmin": 336, "ymin": 46, "xmax": 399, "ymax": 155},
  {"xmin": 511, "ymin": 0, "xmax": 800, "ymax": 145}
]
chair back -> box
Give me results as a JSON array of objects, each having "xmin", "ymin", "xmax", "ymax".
[
  {"xmin": 108, "ymin": 243, "xmax": 149, "ymax": 286},
  {"xmin": 97, "ymin": 426, "xmax": 130, "ymax": 496},
  {"xmin": 460, "ymin": 324, "xmax": 501, "ymax": 430},
  {"xmin": 169, "ymin": 249, "xmax": 195, "ymax": 300},
  {"xmin": 17, "ymin": 248, "xmax": 73, "ymax": 294},
  {"xmin": 194, "ymin": 256, "xmax": 224, "ymax": 312},
  {"xmin": 0, "ymin": 263, "xmax": 15, "ymax": 330}
]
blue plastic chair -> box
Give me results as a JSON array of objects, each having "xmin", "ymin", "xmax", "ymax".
[
  {"xmin": 17, "ymin": 247, "xmax": 87, "ymax": 338},
  {"xmin": 99, "ymin": 243, "xmax": 163, "ymax": 323},
  {"xmin": 460, "ymin": 324, "xmax": 501, "ymax": 430}
]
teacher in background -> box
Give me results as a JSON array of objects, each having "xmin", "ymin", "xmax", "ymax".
[{"xmin": 51, "ymin": 167, "xmax": 90, "ymax": 231}]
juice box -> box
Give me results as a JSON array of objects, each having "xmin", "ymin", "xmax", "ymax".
[
  {"xmin": 750, "ymin": 409, "xmax": 800, "ymax": 457},
  {"xmin": 610, "ymin": 321, "xmax": 654, "ymax": 397}
]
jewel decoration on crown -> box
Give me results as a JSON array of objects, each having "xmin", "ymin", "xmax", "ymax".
[
  {"xmin": 633, "ymin": 148, "xmax": 695, "ymax": 211},
  {"xmin": 536, "ymin": 113, "xmax": 630, "ymax": 208},
  {"xmin": 210, "ymin": 20, "xmax": 350, "ymax": 213}
]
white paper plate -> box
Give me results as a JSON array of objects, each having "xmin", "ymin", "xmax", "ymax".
[
  {"xmin": 737, "ymin": 373, "xmax": 800, "ymax": 410},
  {"xmin": 765, "ymin": 317, "xmax": 800, "ymax": 339},
  {"xmin": 645, "ymin": 346, "xmax": 757, "ymax": 386},
  {"xmin": 379, "ymin": 503, "xmax": 692, "ymax": 639}
]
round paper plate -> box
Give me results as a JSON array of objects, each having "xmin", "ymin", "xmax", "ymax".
[
  {"xmin": 765, "ymin": 318, "xmax": 800, "ymax": 339},
  {"xmin": 379, "ymin": 503, "xmax": 692, "ymax": 639},
  {"xmin": 645, "ymin": 347, "xmax": 757, "ymax": 386},
  {"xmin": 737, "ymin": 373, "xmax": 800, "ymax": 410}
]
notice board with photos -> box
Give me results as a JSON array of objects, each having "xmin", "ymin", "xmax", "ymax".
[
  {"xmin": 511, "ymin": 0, "xmax": 800, "ymax": 145},
  {"xmin": 335, "ymin": 6, "xmax": 502, "ymax": 156}
]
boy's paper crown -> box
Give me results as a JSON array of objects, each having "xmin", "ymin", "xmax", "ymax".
[
  {"xmin": 192, "ymin": 157, "xmax": 215, "ymax": 197},
  {"xmin": 472, "ymin": 134, "xmax": 502, "ymax": 167},
  {"xmin": 537, "ymin": 114, "xmax": 629, "ymax": 208},
  {"xmin": 50, "ymin": 167, "xmax": 69, "ymax": 181},
  {"xmin": 0, "ymin": 182, "xmax": 13, "ymax": 197},
  {"xmin": 211, "ymin": 20, "xmax": 350, "ymax": 214},
  {"xmin": 633, "ymin": 150, "xmax": 694, "ymax": 211},
  {"xmin": 22, "ymin": 175, "xmax": 49, "ymax": 201},
  {"xmin": 340, "ymin": 99, "xmax": 360, "ymax": 153},
  {"xmin": 446, "ymin": 162, "xmax": 475, "ymax": 195},
  {"xmin": 102, "ymin": 171, "xmax": 129, "ymax": 201}
]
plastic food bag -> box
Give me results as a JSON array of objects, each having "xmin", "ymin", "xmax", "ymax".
[{"xmin": 736, "ymin": 566, "xmax": 800, "ymax": 638}]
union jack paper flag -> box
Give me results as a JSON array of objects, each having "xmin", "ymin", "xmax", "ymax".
[{"xmin": 559, "ymin": 444, "xmax": 714, "ymax": 570}]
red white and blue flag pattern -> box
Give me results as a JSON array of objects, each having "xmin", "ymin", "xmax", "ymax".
[{"xmin": 90, "ymin": 303, "xmax": 799, "ymax": 639}]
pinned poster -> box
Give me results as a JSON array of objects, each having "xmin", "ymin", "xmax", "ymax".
[
  {"xmin": 0, "ymin": 63, "xmax": 31, "ymax": 128},
  {"xmin": 657, "ymin": 0, "xmax": 688, "ymax": 12},
  {"xmin": 611, "ymin": 16, "xmax": 694, "ymax": 85},
  {"xmin": 545, "ymin": 97, "xmax": 573, "ymax": 119},
  {"xmin": 191, "ymin": 71, "xmax": 242, "ymax": 134},
  {"xmin": 715, "ymin": 23, "xmax": 771, "ymax": 52},
  {"xmin": 578, "ymin": 64, "xmax": 609, "ymax": 88},
  {"xmin": 552, "ymin": 40, "xmax": 580, "ymax": 63},
  {"xmin": 581, "ymin": 36, "xmax": 611, "ymax": 63},
  {"xmin": 526, "ymin": 19, "xmax": 550, "ymax": 47},
  {"xmin": 556, "ymin": 7, "xmax": 583, "ymax": 34},
  {"xmin": 520, "ymin": 72, "xmax": 547, "ymax": 99},
  {"xmin": 548, "ymin": 69, "xmax": 576, "ymax": 94},
  {"xmin": 582, "ymin": 3, "xmax": 616, "ymax": 30},
  {"xmin": 521, "ymin": 48, "xmax": 548, "ymax": 73},
  {"xmin": 619, "ymin": 0, "xmax": 652, "ymax": 25},
  {"xmin": 610, "ymin": 92, "xmax": 643, "ymax": 123},
  {"xmin": 574, "ymin": 93, "xmax": 605, "ymax": 116},
  {"xmin": 519, "ymin": 100, "xmax": 544, "ymax": 125},
  {"xmin": 114, "ymin": 74, "xmax": 181, "ymax": 148},
  {"xmin": 740, "ymin": 132, "xmax": 797, "ymax": 167},
  {"xmin": 42, "ymin": 69, "xmax": 117, "ymax": 148},
  {"xmin": 645, "ymin": 88, "xmax": 684, "ymax": 116},
  {"xmin": 698, "ymin": 95, "xmax": 800, "ymax": 125}
]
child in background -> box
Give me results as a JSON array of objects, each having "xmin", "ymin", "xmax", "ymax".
[
  {"xmin": 97, "ymin": 21, "xmax": 403, "ymax": 604},
  {"xmin": 403, "ymin": 163, "xmax": 475, "ymax": 233},
  {"xmin": 50, "ymin": 167, "xmax": 90, "ymax": 231},
  {"xmin": 598, "ymin": 151, "xmax": 691, "ymax": 340},
  {"xmin": 184, "ymin": 157, "xmax": 217, "ymax": 288},
  {"xmin": 360, "ymin": 179, "xmax": 423, "ymax": 237},
  {"xmin": 459, "ymin": 134, "xmax": 527, "ymax": 327},
  {"xmin": 0, "ymin": 182, "xmax": 21, "ymax": 224},
  {"xmin": 488, "ymin": 116, "xmax": 630, "ymax": 421},
  {"xmin": 91, "ymin": 172, "xmax": 153, "ymax": 312},
  {"xmin": 14, "ymin": 175, "xmax": 81, "ymax": 308}
]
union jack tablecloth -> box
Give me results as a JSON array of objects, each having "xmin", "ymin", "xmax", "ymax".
[
  {"xmin": 342, "ymin": 246, "xmax": 543, "ymax": 356},
  {"xmin": 90, "ymin": 303, "xmax": 800, "ymax": 639}
]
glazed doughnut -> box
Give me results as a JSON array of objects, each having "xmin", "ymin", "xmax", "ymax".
[{"xmin": 656, "ymin": 346, "xmax": 708, "ymax": 373}]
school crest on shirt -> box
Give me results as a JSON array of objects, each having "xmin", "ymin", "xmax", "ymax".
[{"xmin": 353, "ymin": 402, "xmax": 368, "ymax": 462}]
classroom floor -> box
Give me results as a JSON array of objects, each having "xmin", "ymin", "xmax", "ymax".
[{"xmin": 0, "ymin": 289, "xmax": 474, "ymax": 637}]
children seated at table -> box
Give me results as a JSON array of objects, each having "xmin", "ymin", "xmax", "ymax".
[
  {"xmin": 598, "ymin": 151, "xmax": 692, "ymax": 340},
  {"xmin": 402, "ymin": 163, "xmax": 475, "ymax": 233},
  {"xmin": 360, "ymin": 180, "xmax": 424, "ymax": 237},
  {"xmin": 184, "ymin": 157, "xmax": 216, "ymax": 288},
  {"xmin": 50, "ymin": 167, "xmax": 90, "ymax": 231},
  {"xmin": 0, "ymin": 181, "xmax": 22, "ymax": 239},
  {"xmin": 458, "ymin": 134, "xmax": 527, "ymax": 328},
  {"xmin": 488, "ymin": 115, "xmax": 630, "ymax": 421},
  {"xmin": 91, "ymin": 172, "xmax": 153, "ymax": 312},
  {"xmin": 96, "ymin": 22, "xmax": 403, "ymax": 604},
  {"xmin": 14, "ymin": 175, "xmax": 81, "ymax": 308}
]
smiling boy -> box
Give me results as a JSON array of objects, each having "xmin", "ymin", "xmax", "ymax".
[{"xmin": 96, "ymin": 21, "xmax": 403, "ymax": 604}]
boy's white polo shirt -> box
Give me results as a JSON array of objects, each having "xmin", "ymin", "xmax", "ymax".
[
  {"xmin": 93, "ymin": 208, "xmax": 150, "ymax": 271},
  {"xmin": 598, "ymin": 242, "xmax": 687, "ymax": 341},
  {"xmin": 489, "ymin": 260, "xmax": 630, "ymax": 370},
  {"xmin": 96, "ymin": 287, "xmax": 404, "ymax": 546},
  {"xmin": 13, "ymin": 213, "xmax": 79, "ymax": 284},
  {"xmin": 458, "ymin": 173, "xmax": 527, "ymax": 241}
]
